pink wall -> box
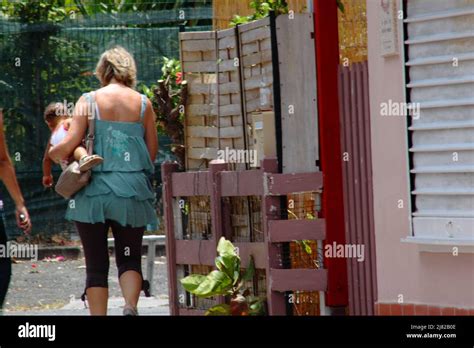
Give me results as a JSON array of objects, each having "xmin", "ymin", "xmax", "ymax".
[{"xmin": 366, "ymin": 0, "xmax": 473, "ymax": 308}]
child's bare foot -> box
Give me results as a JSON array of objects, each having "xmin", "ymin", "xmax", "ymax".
[{"xmin": 79, "ymin": 155, "xmax": 103, "ymax": 172}]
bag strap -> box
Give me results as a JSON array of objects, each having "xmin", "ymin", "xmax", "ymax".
[
  {"xmin": 85, "ymin": 92, "xmax": 96, "ymax": 156},
  {"xmin": 139, "ymin": 94, "xmax": 147, "ymax": 121}
]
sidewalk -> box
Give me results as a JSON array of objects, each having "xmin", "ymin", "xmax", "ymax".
[
  {"xmin": 5, "ymin": 255, "xmax": 169, "ymax": 315},
  {"xmin": 5, "ymin": 296, "xmax": 170, "ymax": 316}
]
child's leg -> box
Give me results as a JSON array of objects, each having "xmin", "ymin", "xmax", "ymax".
[
  {"xmin": 73, "ymin": 146, "xmax": 88, "ymax": 161},
  {"xmin": 75, "ymin": 146, "xmax": 104, "ymax": 172}
]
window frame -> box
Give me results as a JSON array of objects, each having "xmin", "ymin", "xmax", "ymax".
[{"xmin": 399, "ymin": 0, "xmax": 474, "ymax": 252}]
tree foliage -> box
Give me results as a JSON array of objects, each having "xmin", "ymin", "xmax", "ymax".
[
  {"xmin": 230, "ymin": 0, "xmax": 289, "ymax": 26},
  {"xmin": 0, "ymin": 0, "xmax": 91, "ymax": 169}
]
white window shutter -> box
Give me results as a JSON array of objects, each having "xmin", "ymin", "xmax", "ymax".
[{"xmin": 405, "ymin": 1, "xmax": 474, "ymax": 242}]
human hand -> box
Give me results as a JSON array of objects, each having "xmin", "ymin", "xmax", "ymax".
[
  {"xmin": 63, "ymin": 119, "xmax": 71, "ymax": 131},
  {"xmin": 15, "ymin": 205, "xmax": 31, "ymax": 234},
  {"xmin": 42, "ymin": 175, "xmax": 54, "ymax": 188}
]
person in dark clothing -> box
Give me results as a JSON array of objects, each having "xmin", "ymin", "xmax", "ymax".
[{"xmin": 0, "ymin": 109, "xmax": 31, "ymax": 311}]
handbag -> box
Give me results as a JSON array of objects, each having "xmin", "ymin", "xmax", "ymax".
[{"xmin": 55, "ymin": 92, "xmax": 97, "ymax": 199}]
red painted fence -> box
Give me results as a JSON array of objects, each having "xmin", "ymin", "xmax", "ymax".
[{"xmin": 162, "ymin": 158, "xmax": 327, "ymax": 315}]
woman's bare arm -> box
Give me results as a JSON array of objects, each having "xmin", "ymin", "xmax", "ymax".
[
  {"xmin": 143, "ymin": 98, "xmax": 158, "ymax": 162},
  {"xmin": 0, "ymin": 110, "xmax": 31, "ymax": 232},
  {"xmin": 49, "ymin": 95, "xmax": 88, "ymax": 162}
]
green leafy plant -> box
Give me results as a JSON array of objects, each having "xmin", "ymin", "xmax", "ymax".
[
  {"xmin": 287, "ymin": 209, "xmax": 324, "ymax": 269},
  {"xmin": 287, "ymin": 209, "xmax": 315, "ymax": 255},
  {"xmin": 180, "ymin": 237, "xmax": 266, "ymax": 316},
  {"xmin": 144, "ymin": 57, "xmax": 187, "ymax": 168},
  {"xmin": 337, "ymin": 0, "xmax": 345, "ymax": 13},
  {"xmin": 230, "ymin": 0, "xmax": 344, "ymax": 27},
  {"xmin": 230, "ymin": 0, "xmax": 289, "ymax": 27}
]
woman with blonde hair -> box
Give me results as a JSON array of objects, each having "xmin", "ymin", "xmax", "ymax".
[{"xmin": 50, "ymin": 46, "xmax": 158, "ymax": 316}]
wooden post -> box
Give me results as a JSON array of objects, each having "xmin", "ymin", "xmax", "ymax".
[
  {"xmin": 313, "ymin": 0, "xmax": 349, "ymax": 308},
  {"xmin": 162, "ymin": 162, "xmax": 180, "ymax": 315},
  {"xmin": 262, "ymin": 157, "xmax": 287, "ymax": 315},
  {"xmin": 209, "ymin": 160, "xmax": 228, "ymax": 305}
]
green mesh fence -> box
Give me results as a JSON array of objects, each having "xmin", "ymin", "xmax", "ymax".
[{"xmin": 0, "ymin": 0, "xmax": 212, "ymax": 239}]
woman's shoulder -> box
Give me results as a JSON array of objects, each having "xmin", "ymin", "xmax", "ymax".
[
  {"xmin": 95, "ymin": 85, "xmax": 143, "ymax": 97},
  {"xmin": 96, "ymin": 87, "xmax": 148, "ymax": 109}
]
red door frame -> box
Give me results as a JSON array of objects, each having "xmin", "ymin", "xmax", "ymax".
[{"xmin": 313, "ymin": 0, "xmax": 349, "ymax": 307}]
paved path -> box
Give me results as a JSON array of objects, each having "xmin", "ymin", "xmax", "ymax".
[
  {"xmin": 4, "ymin": 255, "xmax": 170, "ymax": 315},
  {"xmin": 5, "ymin": 296, "xmax": 170, "ymax": 316}
]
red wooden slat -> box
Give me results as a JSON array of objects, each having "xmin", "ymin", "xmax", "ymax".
[
  {"xmin": 270, "ymin": 268, "xmax": 328, "ymax": 292},
  {"xmin": 268, "ymin": 219, "xmax": 326, "ymax": 242},
  {"xmin": 355, "ymin": 63, "xmax": 368, "ymax": 315},
  {"xmin": 264, "ymin": 172, "xmax": 323, "ymax": 195},
  {"xmin": 179, "ymin": 308, "xmax": 207, "ymax": 316},
  {"xmin": 220, "ymin": 169, "xmax": 263, "ymax": 196},
  {"xmin": 209, "ymin": 162, "xmax": 228, "ymax": 306},
  {"xmin": 356, "ymin": 62, "xmax": 371, "ymax": 314},
  {"xmin": 338, "ymin": 61, "xmax": 377, "ymax": 315},
  {"xmin": 363, "ymin": 61, "xmax": 378, "ymax": 311},
  {"xmin": 162, "ymin": 162, "xmax": 180, "ymax": 316},
  {"xmin": 175, "ymin": 240, "xmax": 267, "ymax": 269},
  {"xmin": 171, "ymin": 171, "xmax": 210, "ymax": 197},
  {"xmin": 359, "ymin": 61, "xmax": 377, "ymax": 315},
  {"xmin": 347, "ymin": 64, "xmax": 360, "ymax": 316},
  {"xmin": 339, "ymin": 64, "xmax": 356, "ymax": 315},
  {"xmin": 175, "ymin": 240, "xmax": 216, "ymax": 266},
  {"xmin": 233, "ymin": 242, "xmax": 267, "ymax": 269},
  {"xmin": 261, "ymin": 158, "xmax": 287, "ymax": 315}
]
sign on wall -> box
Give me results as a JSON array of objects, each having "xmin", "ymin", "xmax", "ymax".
[{"xmin": 380, "ymin": 0, "xmax": 399, "ymax": 57}]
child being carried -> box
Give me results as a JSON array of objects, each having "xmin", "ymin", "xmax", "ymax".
[{"xmin": 42, "ymin": 102, "xmax": 103, "ymax": 188}]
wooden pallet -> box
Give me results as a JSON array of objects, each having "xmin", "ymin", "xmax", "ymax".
[
  {"xmin": 180, "ymin": 17, "xmax": 274, "ymax": 172},
  {"xmin": 237, "ymin": 17, "xmax": 274, "ymax": 157},
  {"xmin": 180, "ymin": 30, "xmax": 246, "ymax": 171}
]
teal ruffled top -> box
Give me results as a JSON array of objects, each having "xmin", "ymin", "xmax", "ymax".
[{"xmin": 66, "ymin": 93, "xmax": 156, "ymax": 228}]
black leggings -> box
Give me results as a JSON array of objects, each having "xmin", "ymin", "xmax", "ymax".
[
  {"xmin": 75, "ymin": 220, "xmax": 150, "ymax": 299},
  {"xmin": 0, "ymin": 218, "xmax": 11, "ymax": 309}
]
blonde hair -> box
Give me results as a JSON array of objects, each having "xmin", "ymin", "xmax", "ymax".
[{"xmin": 95, "ymin": 46, "xmax": 137, "ymax": 88}]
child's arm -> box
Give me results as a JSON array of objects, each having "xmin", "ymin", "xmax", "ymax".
[{"xmin": 42, "ymin": 140, "xmax": 54, "ymax": 188}]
